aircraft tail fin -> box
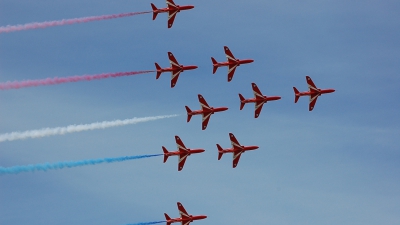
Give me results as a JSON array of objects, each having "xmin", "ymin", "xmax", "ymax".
[
  {"xmin": 211, "ymin": 57, "xmax": 218, "ymax": 74},
  {"xmin": 162, "ymin": 146, "xmax": 169, "ymax": 163},
  {"xmin": 239, "ymin": 93, "xmax": 246, "ymax": 110},
  {"xmin": 293, "ymin": 87, "xmax": 300, "ymax": 103},
  {"xmin": 217, "ymin": 144, "xmax": 224, "ymax": 160},
  {"xmin": 164, "ymin": 213, "xmax": 171, "ymax": 225},
  {"xmin": 155, "ymin": 63, "xmax": 162, "ymax": 79},
  {"xmin": 151, "ymin": 4, "xmax": 158, "ymax": 20},
  {"xmin": 185, "ymin": 106, "xmax": 193, "ymax": 122}
]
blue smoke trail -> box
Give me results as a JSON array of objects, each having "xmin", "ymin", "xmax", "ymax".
[
  {"xmin": 0, "ymin": 154, "xmax": 162, "ymax": 175},
  {"xmin": 126, "ymin": 221, "xmax": 166, "ymax": 225}
]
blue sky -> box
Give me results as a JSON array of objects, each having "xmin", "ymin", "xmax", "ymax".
[{"xmin": 1, "ymin": 0, "xmax": 399, "ymax": 224}]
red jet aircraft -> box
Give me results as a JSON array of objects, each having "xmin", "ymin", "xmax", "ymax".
[
  {"xmin": 155, "ymin": 52, "xmax": 198, "ymax": 88},
  {"xmin": 217, "ymin": 133, "xmax": 259, "ymax": 168},
  {"xmin": 151, "ymin": 0, "xmax": 195, "ymax": 28},
  {"xmin": 185, "ymin": 94, "xmax": 228, "ymax": 130},
  {"xmin": 162, "ymin": 136, "xmax": 205, "ymax": 171},
  {"xmin": 164, "ymin": 202, "xmax": 207, "ymax": 225},
  {"xmin": 239, "ymin": 83, "xmax": 281, "ymax": 118},
  {"xmin": 211, "ymin": 46, "xmax": 254, "ymax": 82},
  {"xmin": 293, "ymin": 76, "xmax": 335, "ymax": 111}
]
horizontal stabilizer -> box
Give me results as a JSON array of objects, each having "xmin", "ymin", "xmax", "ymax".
[
  {"xmin": 151, "ymin": 4, "xmax": 158, "ymax": 20},
  {"xmin": 164, "ymin": 213, "xmax": 171, "ymax": 225},
  {"xmin": 155, "ymin": 63, "xmax": 162, "ymax": 79},
  {"xmin": 185, "ymin": 106, "xmax": 193, "ymax": 122},
  {"xmin": 162, "ymin": 146, "xmax": 169, "ymax": 163},
  {"xmin": 217, "ymin": 144, "xmax": 224, "ymax": 160},
  {"xmin": 211, "ymin": 57, "xmax": 218, "ymax": 74},
  {"xmin": 239, "ymin": 93, "xmax": 245, "ymax": 110},
  {"xmin": 293, "ymin": 87, "xmax": 300, "ymax": 103}
]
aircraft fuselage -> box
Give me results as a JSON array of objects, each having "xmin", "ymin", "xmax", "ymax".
[
  {"xmin": 220, "ymin": 145, "xmax": 259, "ymax": 154},
  {"xmin": 296, "ymin": 88, "xmax": 335, "ymax": 97},
  {"xmin": 242, "ymin": 96, "xmax": 281, "ymax": 104},
  {"xmin": 165, "ymin": 149, "xmax": 205, "ymax": 157},
  {"xmin": 157, "ymin": 5, "xmax": 195, "ymax": 13},
  {"xmin": 158, "ymin": 65, "xmax": 198, "ymax": 73},
  {"xmin": 214, "ymin": 59, "xmax": 254, "ymax": 67},
  {"xmin": 189, "ymin": 107, "xmax": 229, "ymax": 116},
  {"xmin": 167, "ymin": 215, "xmax": 207, "ymax": 224}
]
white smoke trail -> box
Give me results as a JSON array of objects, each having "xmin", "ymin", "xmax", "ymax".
[{"xmin": 0, "ymin": 115, "xmax": 178, "ymax": 142}]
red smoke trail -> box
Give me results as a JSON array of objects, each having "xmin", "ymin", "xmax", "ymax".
[
  {"xmin": 0, "ymin": 11, "xmax": 151, "ymax": 33},
  {"xmin": 0, "ymin": 71, "xmax": 154, "ymax": 90}
]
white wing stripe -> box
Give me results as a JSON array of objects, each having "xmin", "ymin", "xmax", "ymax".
[
  {"xmin": 169, "ymin": 59, "xmax": 180, "ymax": 68},
  {"xmin": 179, "ymin": 153, "xmax": 188, "ymax": 163},
  {"xmin": 255, "ymin": 102, "xmax": 264, "ymax": 110},
  {"xmin": 171, "ymin": 70, "xmax": 181, "ymax": 80},
  {"xmin": 231, "ymin": 141, "xmax": 242, "ymax": 149},
  {"xmin": 308, "ymin": 84, "xmax": 319, "ymax": 92},
  {"xmin": 309, "ymin": 94, "xmax": 319, "ymax": 103},
  {"xmin": 227, "ymin": 64, "xmax": 238, "ymax": 74},
  {"xmin": 177, "ymin": 143, "xmax": 188, "ymax": 151},
  {"xmin": 254, "ymin": 91, "xmax": 264, "ymax": 99},
  {"xmin": 200, "ymin": 103, "xmax": 211, "ymax": 110},
  {"xmin": 167, "ymin": 0, "xmax": 177, "ymax": 8},
  {"xmin": 233, "ymin": 151, "xmax": 242, "ymax": 160},
  {"xmin": 179, "ymin": 210, "xmax": 190, "ymax": 217},
  {"xmin": 202, "ymin": 113, "xmax": 211, "ymax": 122},
  {"xmin": 168, "ymin": 10, "xmax": 178, "ymax": 19}
]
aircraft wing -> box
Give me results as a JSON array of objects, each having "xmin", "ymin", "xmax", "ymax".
[
  {"xmin": 178, "ymin": 153, "xmax": 188, "ymax": 171},
  {"xmin": 201, "ymin": 112, "xmax": 212, "ymax": 130},
  {"xmin": 170, "ymin": 70, "xmax": 181, "ymax": 88},
  {"xmin": 198, "ymin": 94, "xmax": 211, "ymax": 110},
  {"xmin": 167, "ymin": 10, "xmax": 178, "ymax": 28},
  {"xmin": 229, "ymin": 133, "xmax": 242, "ymax": 150},
  {"xmin": 309, "ymin": 93, "xmax": 320, "ymax": 111},
  {"xmin": 168, "ymin": 52, "xmax": 180, "ymax": 69},
  {"xmin": 227, "ymin": 64, "xmax": 238, "ymax": 82},
  {"xmin": 167, "ymin": 0, "xmax": 178, "ymax": 8},
  {"xmin": 232, "ymin": 150, "xmax": 243, "ymax": 168},
  {"xmin": 254, "ymin": 101, "xmax": 265, "ymax": 118},
  {"xmin": 252, "ymin": 83, "xmax": 264, "ymax": 99},
  {"xmin": 224, "ymin": 46, "xmax": 237, "ymax": 62},
  {"xmin": 306, "ymin": 76, "xmax": 318, "ymax": 92},
  {"xmin": 177, "ymin": 202, "xmax": 190, "ymax": 219},
  {"xmin": 175, "ymin": 136, "xmax": 187, "ymax": 152}
]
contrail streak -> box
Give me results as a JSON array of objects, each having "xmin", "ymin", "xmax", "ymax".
[
  {"xmin": 0, "ymin": 154, "xmax": 162, "ymax": 175},
  {"xmin": 126, "ymin": 221, "xmax": 166, "ymax": 225},
  {"xmin": 0, "ymin": 11, "xmax": 151, "ymax": 34},
  {"xmin": 0, "ymin": 70, "xmax": 154, "ymax": 90},
  {"xmin": 0, "ymin": 115, "xmax": 178, "ymax": 142}
]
